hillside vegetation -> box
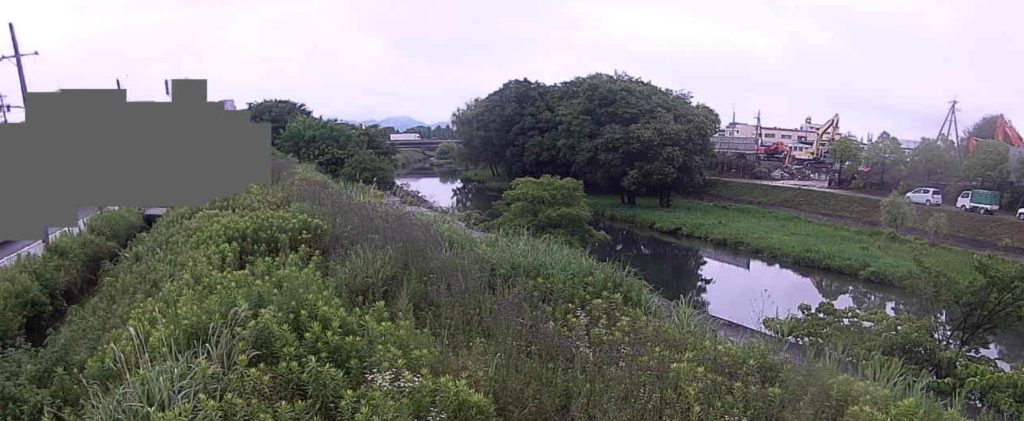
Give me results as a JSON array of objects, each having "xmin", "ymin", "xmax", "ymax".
[{"xmin": 0, "ymin": 159, "xmax": 968, "ymax": 420}]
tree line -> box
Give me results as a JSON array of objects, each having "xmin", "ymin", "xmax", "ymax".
[
  {"xmin": 821, "ymin": 115, "xmax": 1024, "ymax": 209},
  {"xmin": 247, "ymin": 99, "xmax": 399, "ymax": 189},
  {"xmin": 452, "ymin": 72, "xmax": 720, "ymax": 207}
]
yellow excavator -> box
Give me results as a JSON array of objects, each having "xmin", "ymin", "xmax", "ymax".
[{"xmin": 785, "ymin": 113, "xmax": 841, "ymax": 169}]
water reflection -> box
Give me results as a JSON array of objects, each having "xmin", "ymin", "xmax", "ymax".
[
  {"xmin": 452, "ymin": 182, "xmax": 498, "ymax": 214},
  {"xmin": 396, "ymin": 167, "xmax": 498, "ymax": 212},
  {"xmin": 396, "ymin": 167, "xmax": 463, "ymax": 208},
  {"xmin": 591, "ymin": 221, "xmax": 924, "ymax": 330},
  {"xmin": 589, "ymin": 221, "xmax": 1022, "ymax": 366}
]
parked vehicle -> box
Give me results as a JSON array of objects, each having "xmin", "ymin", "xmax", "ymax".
[
  {"xmin": 1017, "ymin": 207, "xmax": 1024, "ymax": 220},
  {"xmin": 956, "ymin": 189, "xmax": 1001, "ymax": 215},
  {"xmin": 904, "ymin": 187, "xmax": 943, "ymax": 206}
]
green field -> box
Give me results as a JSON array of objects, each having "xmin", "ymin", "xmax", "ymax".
[
  {"xmin": 706, "ymin": 179, "xmax": 1024, "ymax": 250},
  {"xmin": 590, "ymin": 196, "xmax": 994, "ymax": 286}
]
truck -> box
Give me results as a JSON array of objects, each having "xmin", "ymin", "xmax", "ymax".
[{"xmin": 956, "ymin": 189, "xmax": 1001, "ymax": 215}]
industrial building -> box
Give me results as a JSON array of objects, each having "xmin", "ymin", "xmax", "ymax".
[{"xmin": 715, "ymin": 116, "xmax": 823, "ymax": 145}]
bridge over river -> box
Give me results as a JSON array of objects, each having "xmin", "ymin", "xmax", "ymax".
[{"xmin": 388, "ymin": 138, "xmax": 459, "ymax": 152}]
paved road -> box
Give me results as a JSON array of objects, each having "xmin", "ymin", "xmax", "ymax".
[{"xmin": 0, "ymin": 207, "xmax": 101, "ymax": 264}]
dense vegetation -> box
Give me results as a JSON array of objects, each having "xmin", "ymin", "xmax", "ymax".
[
  {"xmin": 250, "ymin": 100, "xmax": 399, "ymax": 189},
  {"xmin": 453, "ymin": 72, "xmax": 719, "ymax": 206},
  {"xmin": 705, "ymin": 178, "xmax": 1024, "ymax": 249},
  {"xmin": 488, "ymin": 175, "xmax": 605, "ymax": 247},
  {"xmin": 765, "ymin": 302, "xmax": 1024, "ymax": 417},
  {"xmin": 0, "ymin": 159, "xmax": 971, "ymax": 420},
  {"xmin": 0, "ymin": 208, "xmax": 146, "ymax": 347}
]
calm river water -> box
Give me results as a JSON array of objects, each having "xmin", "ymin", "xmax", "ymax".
[{"xmin": 395, "ymin": 168, "xmax": 1024, "ymax": 368}]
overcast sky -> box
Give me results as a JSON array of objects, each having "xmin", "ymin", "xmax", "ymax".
[{"xmin": 5, "ymin": 0, "xmax": 1023, "ymax": 140}]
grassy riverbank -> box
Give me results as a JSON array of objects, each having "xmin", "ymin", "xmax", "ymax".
[
  {"xmin": 460, "ymin": 168, "xmax": 513, "ymax": 190},
  {"xmin": 590, "ymin": 196, "xmax": 990, "ymax": 286},
  {"xmin": 0, "ymin": 159, "xmax": 968, "ymax": 420},
  {"xmin": 707, "ymin": 179, "xmax": 1024, "ymax": 251}
]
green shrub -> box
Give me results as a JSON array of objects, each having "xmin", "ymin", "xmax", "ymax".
[
  {"xmin": 84, "ymin": 208, "xmax": 146, "ymax": 246},
  {"xmin": 881, "ymin": 191, "xmax": 914, "ymax": 232},
  {"xmin": 490, "ymin": 175, "xmax": 606, "ymax": 247}
]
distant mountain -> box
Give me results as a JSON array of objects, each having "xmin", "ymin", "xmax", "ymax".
[{"xmin": 359, "ymin": 116, "xmax": 426, "ymax": 131}]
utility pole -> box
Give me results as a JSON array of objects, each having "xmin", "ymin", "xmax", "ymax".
[
  {"xmin": 2, "ymin": 23, "xmax": 45, "ymax": 244},
  {"xmin": 937, "ymin": 99, "xmax": 961, "ymax": 163},
  {"xmin": 755, "ymin": 110, "xmax": 763, "ymax": 147},
  {"xmin": 1, "ymin": 23, "xmax": 38, "ymax": 109}
]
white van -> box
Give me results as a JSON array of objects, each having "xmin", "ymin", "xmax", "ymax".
[{"xmin": 904, "ymin": 187, "xmax": 943, "ymax": 206}]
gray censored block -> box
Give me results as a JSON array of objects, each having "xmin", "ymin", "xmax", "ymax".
[{"xmin": 0, "ymin": 79, "xmax": 271, "ymax": 241}]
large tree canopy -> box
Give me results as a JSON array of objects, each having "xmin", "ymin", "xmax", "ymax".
[
  {"xmin": 964, "ymin": 114, "xmax": 1001, "ymax": 141},
  {"xmin": 453, "ymin": 72, "xmax": 719, "ymax": 207},
  {"xmin": 247, "ymin": 99, "xmax": 313, "ymax": 145},
  {"xmin": 907, "ymin": 137, "xmax": 957, "ymax": 184},
  {"xmin": 961, "ymin": 140, "xmax": 1010, "ymax": 189},
  {"xmin": 860, "ymin": 134, "xmax": 907, "ymax": 190}
]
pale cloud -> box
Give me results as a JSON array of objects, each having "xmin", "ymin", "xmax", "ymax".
[{"xmin": 4, "ymin": 0, "xmax": 1023, "ymax": 140}]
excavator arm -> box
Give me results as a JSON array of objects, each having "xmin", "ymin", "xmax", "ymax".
[
  {"xmin": 968, "ymin": 114, "xmax": 1024, "ymax": 153},
  {"xmin": 791, "ymin": 113, "xmax": 840, "ymax": 162},
  {"xmin": 812, "ymin": 113, "xmax": 840, "ymax": 157}
]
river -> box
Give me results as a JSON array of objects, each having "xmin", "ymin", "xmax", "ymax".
[{"xmin": 395, "ymin": 167, "xmax": 1024, "ymax": 368}]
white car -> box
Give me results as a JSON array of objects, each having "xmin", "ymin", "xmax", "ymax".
[
  {"xmin": 905, "ymin": 187, "xmax": 943, "ymax": 206},
  {"xmin": 1018, "ymin": 208, "xmax": 1024, "ymax": 220}
]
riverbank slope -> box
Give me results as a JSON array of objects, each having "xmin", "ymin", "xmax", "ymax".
[
  {"xmin": 706, "ymin": 178, "xmax": 1024, "ymax": 256},
  {"xmin": 589, "ymin": 195, "xmax": 1005, "ymax": 287}
]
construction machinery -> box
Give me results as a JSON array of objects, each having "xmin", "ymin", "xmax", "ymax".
[
  {"xmin": 784, "ymin": 113, "xmax": 841, "ymax": 168},
  {"xmin": 965, "ymin": 114, "xmax": 1024, "ymax": 153},
  {"xmin": 756, "ymin": 141, "xmax": 791, "ymax": 162}
]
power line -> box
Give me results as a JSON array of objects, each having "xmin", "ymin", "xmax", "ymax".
[{"xmin": 0, "ymin": 23, "xmax": 39, "ymax": 112}]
